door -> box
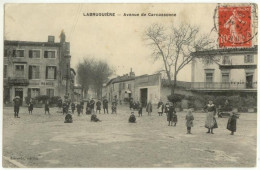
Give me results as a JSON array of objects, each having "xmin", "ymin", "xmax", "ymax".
[
  {"xmin": 246, "ymin": 74, "xmax": 253, "ymax": 89},
  {"xmin": 140, "ymin": 88, "xmax": 148, "ymax": 107}
]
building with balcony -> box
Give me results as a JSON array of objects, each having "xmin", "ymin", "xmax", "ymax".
[
  {"xmin": 190, "ymin": 46, "xmax": 257, "ymax": 96},
  {"xmin": 3, "ymin": 31, "xmax": 75, "ymax": 104}
]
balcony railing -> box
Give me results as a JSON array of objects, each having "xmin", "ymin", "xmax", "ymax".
[{"xmin": 190, "ymin": 82, "xmax": 257, "ymax": 90}]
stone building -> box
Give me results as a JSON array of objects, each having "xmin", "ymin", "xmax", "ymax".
[{"xmin": 3, "ymin": 31, "xmax": 74, "ymax": 104}]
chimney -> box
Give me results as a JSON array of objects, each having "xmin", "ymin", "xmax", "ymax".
[
  {"xmin": 60, "ymin": 30, "xmax": 66, "ymax": 43},
  {"xmin": 48, "ymin": 36, "xmax": 55, "ymax": 43}
]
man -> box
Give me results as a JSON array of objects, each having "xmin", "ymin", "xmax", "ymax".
[
  {"xmin": 89, "ymin": 98, "xmax": 95, "ymax": 114},
  {"xmin": 13, "ymin": 96, "xmax": 21, "ymax": 118},
  {"xmin": 103, "ymin": 98, "xmax": 109, "ymax": 114},
  {"xmin": 96, "ymin": 99, "xmax": 102, "ymax": 114}
]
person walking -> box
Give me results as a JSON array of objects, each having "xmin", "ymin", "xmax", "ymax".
[
  {"xmin": 146, "ymin": 101, "xmax": 152, "ymax": 116},
  {"xmin": 13, "ymin": 96, "xmax": 21, "ymax": 118},
  {"xmin": 204, "ymin": 100, "xmax": 218, "ymax": 134},
  {"xmin": 186, "ymin": 109, "xmax": 194, "ymax": 134}
]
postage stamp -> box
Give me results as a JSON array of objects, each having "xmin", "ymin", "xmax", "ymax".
[{"xmin": 218, "ymin": 6, "xmax": 252, "ymax": 48}]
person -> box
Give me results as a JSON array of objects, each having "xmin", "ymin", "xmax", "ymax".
[
  {"xmin": 89, "ymin": 98, "xmax": 95, "ymax": 114},
  {"xmin": 58, "ymin": 98, "xmax": 62, "ymax": 109},
  {"xmin": 146, "ymin": 101, "xmax": 152, "ymax": 116},
  {"xmin": 227, "ymin": 112, "xmax": 238, "ymax": 135},
  {"xmin": 64, "ymin": 113, "xmax": 73, "ymax": 123},
  {"xmin": 91, "ymin": 114, "xmax": 101, "ymax": 122},
  {"xmin": 103, "ymin": 98, "xmax": 109, "ymax": 114},
  {"xmin": 164, "ymin": 102, "xmax": 170, "ymax": 116},
  {"xmin": 13, "ymin": 96, "xmax": 21, "ymax": 118},
  {"xmin": 71, "ymin": 102, "xmax": 75, "ymax": 114},
  {"xmin": 137, "ymin": 101, "xmax": 142, "ymax": 117},
  {"xmin": 204, "ymin": 100, "xmax": 218, "ymax": 134},
  {"xmin": 28, "ymin": 99, "xmax": 34, "ymax": 115},
  {"xmin": 167, "ymin": 102, "xmax": 176, "ymax": 126},
  {"xmin": 157, "ymin": 100, "xmax": 164, "ymax": 116},
  {"xmin": 45, "ymin": 101, "xmax": 50, "ymax": 115},
  {"xmin": 62, "ymin": 102, "xmax": 68, "ymax": 115},
  {"xmin": 96, "ymin": 99, "xmax": 102, "ymax": 114},
  {"xmin": 129, "ymin": 98, "xmax": 134, "ymax": 110},
  {"xmin": 76, "ymin": 103, "xmax": 82, "ymax": 116},
  {"xmin": 111, "ymin": 101, "xmax": 117, "ymax": 114},
  {"xmin": 172, "ymin": 106, "xmax": 178, "ymax": 127},
  {"xmin": 128, "ymin": 112, "xmax": 136, "ymax": 123},
  {"xmin": 80, "ymin": 100, "xmax": 84, "ymax": 112},
  {"xmin": 186, "ymin": 109, "xmax": 194, "ymax": 134}
]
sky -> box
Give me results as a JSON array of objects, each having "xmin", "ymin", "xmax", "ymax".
[{"xmin": 4, "ymin": 3, "xmax": 219, "ymax": 81}]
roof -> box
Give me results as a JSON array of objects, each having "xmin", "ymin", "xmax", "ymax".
[
  {"xmin": 4, "ymin": 40, "xmax": 62, "ymax": 47},
  {"xmin": 191, "ymin": 45, "xmax": 258, "ymax": 56}
]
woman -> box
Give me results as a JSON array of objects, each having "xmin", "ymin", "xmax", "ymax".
[
  {"xmin": 146, "ymin": 101, "xmax": 152, "ymax": 116},
  {"xmin": 227, "ymin": 112, "xmax": 238, "ymax": 135},
  {"xmin": 204, "ymin": 100, "xmax": 218, "ymax": 134},
  {"xmin": 186, "ymin": 109, "xmax": 194, "ymax": 134},
  {"xmin": 167, "ymin": 102, "xmax": 175, "ymax": 126}
]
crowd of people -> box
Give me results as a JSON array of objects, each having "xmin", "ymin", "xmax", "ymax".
[{"xmin": 12, "ymin": 96, "xmax": 238, "ymax": 135}]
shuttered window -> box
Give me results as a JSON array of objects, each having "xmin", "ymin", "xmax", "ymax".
[{"xmin": 46, "ymin": 66, "xmax": 57, "ymax": 79}]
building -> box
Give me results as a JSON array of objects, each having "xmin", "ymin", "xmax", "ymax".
[
  {"xmin": 190, "ymin": 46, "xmax": 257, "ymax": 96},
  {"xmin": 3, "ymin": 31, "xmax": 74, "ymax": 104}
]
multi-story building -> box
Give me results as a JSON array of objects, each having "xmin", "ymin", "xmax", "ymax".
[
  {"xmin": 3, "ymin": 31, "xmax": 74, "ymax": 104},
  {"xmin": 190, "ymin": 46, "xmax": 257, "ymax": 96}
]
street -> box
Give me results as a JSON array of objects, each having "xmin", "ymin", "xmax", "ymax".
[{"xmin": 3, "ymin": 105, "xmax": 257, "ymax": 168}]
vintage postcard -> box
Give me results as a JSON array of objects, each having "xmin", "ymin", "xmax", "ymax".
[{"xmin": 1, "ymin": 2, "xmax": 259, "ymax": 168}]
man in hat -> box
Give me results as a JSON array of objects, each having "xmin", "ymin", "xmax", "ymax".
[{"xmin": 13, "ymin": 96, "xmax": 21, "ymax": 118}]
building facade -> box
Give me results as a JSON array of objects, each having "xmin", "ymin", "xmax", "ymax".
[
  {"xmin": 190, "ymin": 46, "xmax": 257, "ymax": 96},
  {"xmin": 3, "ymin": 31, "xmax": 74, "ymax": 104}
]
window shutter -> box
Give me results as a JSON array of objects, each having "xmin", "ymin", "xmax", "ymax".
[
  {"xmin": 29, "ymin": 50, "xmax": 32, "ymax": 58},
  {"xmin": 29, "ymin": 66, "xmax": 32, "ymax": 79},
  {"xmin": 46, "ymin": 66, "xmax": 48, "ymax": 79},
  {"xmin": 44, "ymin": 51, "xmax": 48, "ymax": 58},
  {"xmin": 54, "ymin": 67, "xmax": 57, "ymax": 79}
]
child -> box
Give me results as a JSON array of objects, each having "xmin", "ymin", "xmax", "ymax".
[
  {"xmin": 172, "ymin": 110, "xmax": 178, "ymax": 126},
  {"xmin": 62, "ymin": 102, "xmax": 68, "ymax": 115},
  {"xmin": 28, "ymin": 99, "xmax": 34, "ymax": 115},
  {"xmin": 96, "ymin": 100, "xmax": 102, "ymax": 114},
  {"xmin": 112, "ymin": 102, "xmax": 117, "ymax": 114},
  {"xmin": 137, "ymin": 102, "xmax": 142, "ymax": 117},
  {"xmin": 45, "ymin": 101, "xmax": 50, "ymax": 115},
  {"xmin": 71, "ymin": 102, "xmax": 75, "ymax": 114},
  {"xmin": 146, "ymin": 101, "xmax": 152, "ymax": 116},
  {"xmin": 186, "ymin": 109, "xmax": 194, "ymax": 134},
  {"xmin": 91, "ymin": 114, "xmax": 101, "ymax": 122},
  {"xmin": 76, "ymin": 103, "xmax": 81, "ymax": 116},
  {"xmin": 129, "ymin": 112, "xmax": 136, "ymax": 123},
  {"xmin": 227, "ymin": 112, "xmax": 238, "ymax": 135},
  {"xmin": 64, "ymin": 113, "xmax": 73, "ymax": 123},
  {"xmin": 164, "ymin": 102, "xmax": 170, "ymax": 117}
]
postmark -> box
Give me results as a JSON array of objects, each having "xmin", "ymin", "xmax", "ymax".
[{"xmin": 218, "ymin": 6, "xmax": 252, "ymax": 48}]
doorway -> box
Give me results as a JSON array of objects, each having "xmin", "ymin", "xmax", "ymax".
[{"xmin": 140, "ymin": 88, "xmax": 148, "ymax": 107}]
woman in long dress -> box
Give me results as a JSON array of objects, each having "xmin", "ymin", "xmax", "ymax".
[{"xmin": 204, "ymin": 100, "xmax": 218, "ymax": 134}]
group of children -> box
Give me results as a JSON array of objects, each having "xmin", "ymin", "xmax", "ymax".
[{"xmin": 27, "ymin": 99, "xmax": 50, "ymax": 115}]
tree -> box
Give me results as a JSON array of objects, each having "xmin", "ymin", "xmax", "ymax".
[
  {"xmin": 76, "ymin": 57, "xmax": 113, "ymax": 99},
  {"xmin": 144, "ymin": 23, "xmax": 214, "ymax": 95}
]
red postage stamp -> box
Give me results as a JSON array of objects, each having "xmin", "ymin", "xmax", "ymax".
[{"xmin": 218, "ymin": 6, "xmax": 252, "ymax": 48}]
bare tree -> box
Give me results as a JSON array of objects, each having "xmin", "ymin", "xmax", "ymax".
[
  {"xmin": 144, "ymin": 23, "xmax": 214, "ymax": 94},
  {"xmin": 77, "ymin": 58, "xmax": 114, "ymax": 99}
]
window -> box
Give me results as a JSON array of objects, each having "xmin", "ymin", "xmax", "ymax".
[
  {"xmin": 222, "ymin": 56, "xmax": 231, "ymax": 64},
  {"xmin": 29, "ymin": 66, "xmax": 40, "ymax": 79},
  {"xmin": 13, "ymin": 50, "xmax": 24, "ymax": 57},
  {"xmin": 28, "ymin": 88, "xmax": 40, "ymax": 98},
  {"xmin": 29, "ymin": 50, "xmax": 41, "ymax": 58},
  {"xmin": 46, "ymin": 66, "xmax": 56, "ymax": 79},
  {"xmin": 205, "ymin": 73, "xmax": 213, "ymax": 82},
  {"xmin": 44, "ymin": 50, "xmax": 55, "ymax": 58},
  {"xmin": 4, "ymin": 65, "xmax": 7, "ymax": 78},
  {"xmin": 222, "ymin": 73, "xmax": 230, "ymax": 82},
  {"xmin": 244, "ymin": 55, "xmax": 254, "ymax": 63},
  {"xmin": 15, "ymin": 65, "xmax": 25, "ymax": 78},
  {"xmin": 46, "ymin": 89, "xmax": 54, "ymax": 97}
]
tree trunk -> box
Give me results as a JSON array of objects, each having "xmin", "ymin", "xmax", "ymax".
[{"xmin": 171, "ymin": 74, "xmax": 177, "ymax": 95}]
